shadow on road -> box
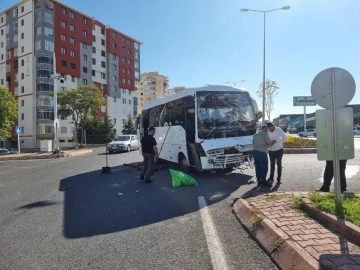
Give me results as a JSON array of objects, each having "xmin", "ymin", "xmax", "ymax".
[
  {"xmin": 16, "ymin": 200, "xmax": 59, "ymax": 210},
  {"xmin": 59, "ymin": 165, "xmax": 252, "ymax": 239}
]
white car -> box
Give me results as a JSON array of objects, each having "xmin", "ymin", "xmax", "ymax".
[
  {"xmin": 107, "ymin": 135, "xmax": 139, "ymax": 153},
  {"xmin": 298, "ymin": 129, "xmax": 316, "ymax": 137},
  {"xmin": 354, "ymin": 127, "xmax": 360, "ymax": 135}
]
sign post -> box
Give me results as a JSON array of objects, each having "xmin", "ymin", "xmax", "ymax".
[
  {"xmin": 311, "ymin": 67, "xmax": 356, "ymax": 217},
  {"xmin": 15, "ymin": 126, "xmax": 21, "ymax": 154},
  {"xmin": 293, "ymin": 96, "xmax": 316, "ymax": 131}
]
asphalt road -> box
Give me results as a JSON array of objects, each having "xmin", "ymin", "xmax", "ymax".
[{"xmin": 1, "ymin": 139, "xmax": 360, "ymax": 270}]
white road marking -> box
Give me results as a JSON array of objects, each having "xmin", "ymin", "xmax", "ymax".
[
  {"xmin": 316, "ymin": 165, "xmax": 360, "ymax": 183},
  {"xmin": 198, "ymin": 196, "xmax": 229, "ymax": 270}
]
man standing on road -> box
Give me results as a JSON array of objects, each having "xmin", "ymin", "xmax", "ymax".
[
  {"xmin": 252, "ymin": 125, "xmax": 275, "ymax": 186},
  {"xmin": 317, "ymin": 160, "xmax": 348, "ymax": 192},
  {"xmin": 140, "ymin": 127, "xmax": 158, "ymax": 183},
  {"xmin": 266, "ymin": 122, "xmax": 287, "ymax": 184}
]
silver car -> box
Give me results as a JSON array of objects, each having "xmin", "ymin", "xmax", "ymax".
[{"xmin": 107, "ymin": 135, "xmax": 139, "ymax": 153}]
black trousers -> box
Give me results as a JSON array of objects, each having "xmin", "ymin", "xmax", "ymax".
[
  {"xmin": 322, "ymin": 160, "xmax": 347, "ymax": 191},
  {"xmin": 141, "ymin": 153, "xmax": 155, "ymax": 180},
  {"xmin": 269, "ymin": 148, "xmax": 283, "ymax": 180}
]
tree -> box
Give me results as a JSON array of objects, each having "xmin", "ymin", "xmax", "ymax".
[
  {"xmin": 82, "ymin": 115, "xmax": 116, "ymax": 144},
  {"xmin": 257, "ymin": 80, "xmax": 279, "ymax": 122},
  {"xmin": 58, "ymin": 84, "xmax": 105, "ymax": 148},
  {"xmin": 122, "ymin": 114, "xmax": 136, "ymax": 134},
  {"xmin": 0, "ymin": 86, "xmax": 17, "ymax": 139},
  {"xmin": 256, "ymin": 110, "xmax": 263, "ymax": 121}
]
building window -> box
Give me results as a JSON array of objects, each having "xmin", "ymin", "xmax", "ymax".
[
  {"xmin": 113, "ymin": 97, "xmax": 116, "ymax": 103},
  {"xmin": 112, "ymin": 75, "xmax": 117, "ymax": 81},
  {"xmin": 70, "ymin": 25, "xmax": 75, "ymax": 31},
  {"xmin": 83, "ymin": 67, "xmax": 87, "ymax": 73},
  {"xmin": 61, "ymin": 60, "xmax": 67, "ymax": 67},
  {"xmin": 92, "ymin": 47, "xmax": 96, "ymax": 54},
  {"xmin": 112, "ymin": 86, "xmax": 117, "ymax": 92},
  {"xmin": 128, "ymin": 79, "xmax": 131, "ymax": 85},
  {"xmin": 83, "ymin": 79, "xmax": 88, "ymax": 84},
  {"xmin": 101, "ymin": 72, "xmax": 106, "ymax": 79},
  {"xmin": 122, "ymin": 79, "xmax": 126, "ymax": 83},
  {"xmin": 92, "ymin": 70, "xmax": 95, "ymax": 77},
  {"xmin": 101, "ymin": 50, "xmax": 105, "ymax": 57},
  {"xmin": 61, "ymin": 21, "xmax": 66, "ymax": 28},
  {"xmin": 44, "ymin": 27, "xmax": 53, "ymax": 37},
  {"xmin": 21, "ymin": 46, "xmax": 24, "ymax": 53},
  {"xmin": 61, "ymin": 34, "xmax": 66, "ymax": 41},
  {"xmin": 45, "ymin": 40, "xmax": 54, "ymax": 52},
  {"xmin": 101, "ymin": 61, "xmax": 105, "ymax": 68},
  {"xmin": 21, "ymin": 33, "xmax": 24, "ymax": 39},
  {"xmin": 70, "ymin": 63, "xmax": 76, "ymax": 69},
  {"xmin": 113, "ymin": 32, "xmax": 117, "ymax": 38},
  {"xmin": 122, "ymin": 98, "xmax": 126, "ymax": 104},
  {"xmin": 83, "ymin": 17, "xmax": 87, "ymax": 24},
  {"xmin": 93, "ymin": 35, "xmax": 96, "ymax": 42},
  {"xmin": 13, "ymin": 35, "xmax": 18, "ymax": 44},
  {"xmin": 129, "ymin": 99, "xmax": 131, "ymax": 105},
  {"xmin": 101, "ymin": 39, "xmax": 105, "ymax": 46},
  {"xmin": 44, "ymin": 13, "xmax": 53, "ymax": 24},
  {"xmin": 101, "ymin": 28, "xmax": 105, "ymax": 35},
  {"xmin": 122, "ymin": 47, "xmax": 126, "ymax": 53},
  {"xmin": 21, "ymin": 86, "xmax": 24, "ymax": 93},
  {"xmin": 21, "ymin": 6, "xmax": 25, "ymax": 13},
  {"xmin": 61, "ymin": 47, "xmax": 66, "ymax": 54},
  {"xmin": 113, "ymin": 43, "xmax": 117, "ymax": 49},
  {"xmin": 127, "ymin": 59, "xmax": 131, "ymax": 65},
  {"xmin": 21, "ymin": 113, "xmax": 24, "ymax": 120},
  {"xmin": 13, "ymin": 21, "xmax": 18, "ymax": 30},
  {"xmin": 36, "ymin": 26, "xmax": 42, "ymax": 36},
  {"xmin": 70, "ymin": 50, "xmax": 75, "ymax": 57},
  {"xmin": 61, "ymin": 7, "xmax": 66, "ymax": 14},
  {"xmin": 121, "ymin": 57, "xmax": 125, "ymax": 63},
  {"xmin": 122, "ymin": 119, "xmax": 126, "ymax": 124},
  {"xmin": 82, "ymin": 30, "xmax": 87, "ymax": 36},
  {"xmin": 82, "ymin": 43, "xmax": 87, "ymax": 49},
  {"xmin": 113, "ymin": 64, "xmax": 117, "ymax": 70},
  {"xmin": 21, "ymin": 100, "xmax": 24, "ymax": 107},
  {"xmin": 70, "ymin": 37, "xmax": 75, "ymax": 44},
  {"xmin": 70, "ymin": 12, "xmax": 75, "ymax": 19},
  {"xmin": 112, "ymin": 54, "xmax": 117, "ymax": 60},
  {"xmin": 35, "ymin": 40, "xmax": 42, "ymax": 50},
  {"xmin": 92, "ymin": 58, "xmax": 96, "ymax": 65},
  {"xmin": 128, "ymin": 70, "xmax": 131, "ymax": 75},
  {"xmin": 71, "ymin": 76, "xmax": 75, "ymax": 82},
  {"xmin": 21, "ymin": 59, "xmax": 24, "ymax": 66},
  {"xmin": 83, "ymin": 55, "xmax": 88, "ymax": 61},
  {"xmin": 128, "ymin": 49, "xmax": 131, "ymax": 55},
  {"xmin": 21, "ymin": 73, "xmax": 24, "ymax": 79}
]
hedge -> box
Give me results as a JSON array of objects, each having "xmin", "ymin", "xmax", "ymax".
[{"xmin": 283, "ymin": 135, "xmax": 317, "ymax": 148}]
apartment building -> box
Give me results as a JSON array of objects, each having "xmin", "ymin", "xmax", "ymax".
[
  {"xmin": 137, "ymin": 72, "xmax": 169, "ymax": 114},
  {"xmin": 168, "ymin": 86, "xmax": 186, "ymax": 96},
  {"xmin": 0, "ymin": 0, "xmax": 141, "ymax": 148}
]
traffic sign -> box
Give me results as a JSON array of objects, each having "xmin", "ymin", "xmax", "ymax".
[
  {"xmin": 15, "ymin": 126, "xmax": 21, "ymax": 134},
  {"xmin": 293, "ymin": 96, "xmax": 316, "ymax": 106}
]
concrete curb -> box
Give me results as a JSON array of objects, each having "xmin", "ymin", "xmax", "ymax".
[
  {"xmin": 303, "ymin": 203, "xmax": 360, "ymax": 246},
  {"xmin": 0, "ymin": 149, "xmax": 93, "ymax": 161},
  {"xmin": 283, "ymin": 148, "xmax": 317, "ymax": 154},
  {"xmin": 232, "ymin": 199, "xmax": 320, "ymax": 270}
]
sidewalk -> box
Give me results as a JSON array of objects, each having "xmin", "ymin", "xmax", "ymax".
[
  {"xmin": 233, "ymin": 192, "xmax": 360, "ymax": 270},
  {"xmin": 0, "ymin": 148, "xmax": 93, "ymax": 161}
]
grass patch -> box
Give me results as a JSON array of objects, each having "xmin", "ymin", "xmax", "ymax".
[
  {"xmin": 292, "ymin": 196, "xmax": 306, "ymax": 210},
  {"xmin": 283, "ymin": 135, "xmax": 317, "ymax": 148},
  {"xmin": 309, "ymin": 192, "xmax": 360, "ymax": 226},
  {"xmin": 251, "ymin": 206, "xmax": 264, "ymax": 227}
]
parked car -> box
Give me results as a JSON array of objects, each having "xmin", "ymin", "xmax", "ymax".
[
  {"xmin": 0, "ymin": 148, "xmax": 9, "ymax": 155},
  {"xmin": 354, "ymin": 127, "xmax": 360, "ymax": 135},
  {"xmin": 7, "ymin": 148, "xmax": 18, "ymax": 154},
  {"xmin": 107, "ymin": 135, "xmax": 139, "ymax": 153},
  {"xmin": 298, "ymin": 129, "xmax": 316, "ymax": 137}
]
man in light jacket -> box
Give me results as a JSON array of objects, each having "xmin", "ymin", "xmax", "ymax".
[
  {"xmin": 252, "ymin": 125, "xmax": 275, "ymax": 186},
  {"xmin": 266, "ymin": 122, "xmax": 287, "ymax": 183}
]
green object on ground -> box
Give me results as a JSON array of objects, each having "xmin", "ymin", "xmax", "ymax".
[
  {"xmin": 309, "ymin": 192, "xmax": 360, "ymax": 226},
  {"xmin": 170, "ymin": 169, "xmax": 198, "ymax": 188}
]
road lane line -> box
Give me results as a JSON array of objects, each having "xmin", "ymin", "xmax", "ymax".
[{"xmin": 198, "ymin": 196, "xmax": 229, "ymax": 270}]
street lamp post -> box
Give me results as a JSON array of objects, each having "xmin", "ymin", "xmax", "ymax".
[
  {"xmin": 225, "ymin": 80, "xmax": 245, "ymax": 87},
  {"xmin": 240, "ymin": 6, "xmax": 290, "ymax": 123},
  {"xmin": 51, "ymin": 52, "xmax": 64, "ymax": 153}
]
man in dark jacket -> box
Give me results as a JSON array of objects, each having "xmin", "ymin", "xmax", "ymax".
[
  {"xmin": 140, "ymin": 127, "xmax": 158, "ymax": 183},
  {"xmin": 317, "ymin": 160, "xmax": 347, "ymax": 192}
]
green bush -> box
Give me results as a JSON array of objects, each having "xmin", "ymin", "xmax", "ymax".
[{"xmin": 283, "ymin": 135, "xmax": 316, "ymax": 148}]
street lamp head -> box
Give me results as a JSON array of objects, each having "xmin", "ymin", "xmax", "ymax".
[
  {"xmin": 240, "ymin": 8, "xmax": 249, "ymax": 12},
  {"xmin": 281, "ymin": 5, "xmax": 290, "ymax": 10}
]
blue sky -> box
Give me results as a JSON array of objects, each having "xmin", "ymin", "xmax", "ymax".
[{"xmin": 2, "ymin": 0, "xmax": 360, "ymax": 120}]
